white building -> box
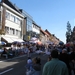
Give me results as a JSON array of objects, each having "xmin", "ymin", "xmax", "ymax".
[
  {"xmin": 32, "ymin": 21, "xmax": 41, "ymax": 38},
  {"xmin": 0, "ymin": 0, "xmax": 24, "ymax": 43}
]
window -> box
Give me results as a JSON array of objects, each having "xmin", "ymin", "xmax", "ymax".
[
  {"xmin": 17, "ymin": 18, "xmax": 21, "ymax": 25},
  {"xmin": 16, "ymin": 30, "xmax": 18, "ymax": 35},
  {"xmin": 27, "ymin": 25, "xmax": 32, "ymax": 31},
  {"xmin": 5, "ymin": 26, "xmax": 9, "ymax": 34},
  {"xmin": 15, "ymin": 18, "xmax": 21, "ymax": 25},
  {"xmin": 27, "ymin": 20, "xmax": 32, "ymax": 26},
  {"xmin": 16, "ymin": 30, "xmax": 21, "ymax": 37},
  {"xmin": 33, "ymin": 25, "xmax": 35, "ymax": 28},
  {"xmin": 19, "ymin": 20, "xmax": 22, "ymax": 28},
  {"xmin": 33, "ymin": 25, "xmax": 34, "ymax": 28},
  {"xmin": 27, "ymin": 18, "xmax": 32, "ymax": 32},
  {"xmin": 15, "ymin": 17, "xmax": 17, "ymax": 23},
  {"xmin": 10, "ymin": 28, "xmax": 15, "ymax": 35},
  {"xmin": 18, "ymin": 31, "xmax": 21, "ymax": 37},
  {"xmin": 6, "ymin": 12, "xmax": 10, "ymax": 19},
  {"xmin": 11, "ymin": 14, "xmax": 15, "ymax": 22}
]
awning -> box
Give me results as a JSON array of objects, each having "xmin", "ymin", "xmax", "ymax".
[
  {"xmin": 30, "ymin": 37, "xmax": 38, "ymax": 41},
  {"xmin": 2, "ymin": 36, "xmax": 14, "ymax": 43},
  {"xmin": 11, "ymin": 38, "xmax": 24, "ymax": 42},
  {"xmin": 2, "ymin": 36, "xmax": 24, "ymax": 43}
]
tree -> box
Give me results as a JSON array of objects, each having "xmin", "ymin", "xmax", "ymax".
[{"xmin": 66, "ymin": 21, "xmax": 72, "ymax": 43}]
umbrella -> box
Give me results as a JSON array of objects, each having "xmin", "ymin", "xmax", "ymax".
[
  {"xmin": 65, "ymin": 43, "xmax": 70, "ymax": 47},
  {"xmin": 37, "ymin": 41, "xmax": 42, "ymax": 45},
  {"xmin": 12, "ymin": 41, "xmax": 20, "ymax": 44},
  {"xmin": 59, "ymin": 41, "xmax": 64, "ymax": 45},
  {"xmin": 22, "ymin": 42, "xmax": 27, "ymax": 45},
  {"xmin": 29, "ymin": 40, "xmax": 37, "ymax": 43},
  {"xmin": 30, "ymin": 37, "xmax": 38, "ymax": 41},
  {"xmin": 0, "ymin": 41, "xmax": 6, "ymax": 45}
]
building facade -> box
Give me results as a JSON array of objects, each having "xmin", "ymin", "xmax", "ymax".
[
  {"xmin": 45, "ymin": 29, "xmax": 60, "ymax": 45},
  {"xmin": 0, "ymin": 0, "xmax": 24, "ymax": 43},
  {"xmin": 0, "ymin": 0, "xmax": 60, "ymax": 44},
  {"xmin": 20, "ymin": 9, "xmax": 33, "ymax": 41},
  {"xmin": 32, "ymin": 21, "xmax": 40, "ymax": 38},
  {"xmin": 40, "ymin": 29, "xmax": 49, "ymax": 44}
]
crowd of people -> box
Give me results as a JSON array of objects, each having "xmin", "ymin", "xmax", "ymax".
[
  {"xmin": 0, "ymin": 41, "xmax": 75, "ymax": 75},
  {"xmin": 0, "ymin": 42, "xmax": 45, "ymax": 59},
  {"xmin": 24, "ymin": 42, "xmax": 75, "ymax": 75},
  {"xmin": 25, "ymin": 57, "xmax": 41, "ymax": 75}
]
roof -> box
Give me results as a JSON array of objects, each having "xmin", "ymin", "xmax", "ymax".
[
  {"xmin": 1, "ymin": 0, "xmax": 21, "ymax": 13},
  {"xmin": 40, "ymin": 29, "xmax": 49, "ymax": 36},
  {"xmin": 45, "ymin": 31, "xmax": 49, "ymax": 37},
  {"xmin": 33, "ymin": 21, "xmax": 41, "ymax": 28},
  {"xmin": 45, "ymin": 29, "xmax": 52, "ymax": 36}
]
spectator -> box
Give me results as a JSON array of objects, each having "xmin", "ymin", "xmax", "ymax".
[
  {"xmin": 42, "ymin": 49, "xmax": 69, "ymax": 75},
  {"xmin": 30, "ymin": 57, "xmax": 41, "ymax": 75},
  {"xmin": 25, "ymin": 57, "xmax": 33, "ymax": 75},
  {"xmin": 26, "ymin": 57, "xmax": 33, "ymax": 71},
  {"xmin": 59, "ymin": 48, "xmax": 70, "ymax": 69},
  {"xmin": 2, "ymin": 48, "xmax": 8, "ymax": 59}
]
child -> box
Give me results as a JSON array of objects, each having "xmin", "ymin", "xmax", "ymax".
[{"xmin": 26, "ymin": 57, "xmax": 33, "ymax": 75}]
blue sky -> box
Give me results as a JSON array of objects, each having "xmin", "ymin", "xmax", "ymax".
[{"xmin": 11, "ymin": 0, "xmax": 75, "ymax": 43}]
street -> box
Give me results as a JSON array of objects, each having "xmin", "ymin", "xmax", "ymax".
[{"xmin": 0, "ymin": 53, "xmax": 48, "ymax": 75}]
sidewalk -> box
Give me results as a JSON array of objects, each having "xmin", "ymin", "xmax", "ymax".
[
  {"xmin": 0, "ymin": 54, "xmax": 27, "ymax": 62},
  {"xmin": 0, "ymin": 52, "xmax": 35, "ymax": 62}
]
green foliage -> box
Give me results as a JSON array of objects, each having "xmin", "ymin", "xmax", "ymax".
[
  {"xmin": 67, "ymin": 21, "xmax": 71, "ymax": 34},
  {"xmin": 66, "ymin": 21, "xmax": 72, "ymax": 43}
]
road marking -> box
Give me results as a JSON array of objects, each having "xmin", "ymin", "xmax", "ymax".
[{"xmin": 0, "ymin": 68, "xmax": 13, "ymax": 75}]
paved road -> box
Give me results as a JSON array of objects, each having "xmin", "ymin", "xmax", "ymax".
[{"xmin": 0, "ymin": 53, "xmax": 49, "ymax": 75}]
